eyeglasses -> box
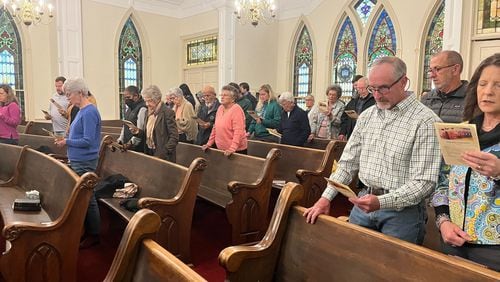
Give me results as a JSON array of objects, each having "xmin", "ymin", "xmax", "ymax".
[
  {"xmin": 427, "ymin": 64, "xmax": 456, "ymax": 74},
  {"xmin": 367, "ymin": 74, "xmax": 405, "ymax": 95}
]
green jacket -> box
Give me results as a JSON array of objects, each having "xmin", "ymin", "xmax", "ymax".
[{"xmin": 248, "ymin": 100, "xmax": 282, "ymax": 137}]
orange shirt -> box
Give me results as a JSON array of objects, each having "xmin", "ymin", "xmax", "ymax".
[{"xmin": 206, "ymin": 103, "xmax": 247, "ymax": 152}]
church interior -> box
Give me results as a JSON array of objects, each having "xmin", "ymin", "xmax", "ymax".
[{"xmin": 0, "ymin": 0, "xmax": 499, "ymax": 281}]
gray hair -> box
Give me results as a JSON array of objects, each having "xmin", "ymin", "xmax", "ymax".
[
  {"xmin": 370, "ymin": 56, "xmax": 407, "ymax": 80},
  {"xmin": 141, "ymin": 85, "xmax": 163, "ymax": 102},
  {"xmin": 434, "ymin": 50, "xmax": 464, "ymax": 73},
  {"xmin": 278, "ymin": 91, "xmax": 295, "ymax": 103},
  {"xmin": 305, "ymin": 94, "xmax": 315, "ymax": 101},
  {"xmin": 325, "ymin": 84, "xmax": 343, "ymax": 98},
  {"xmin": 221, "ymin": 85, "xmax": 239, "ymax": 100},
  {"xmin": 63, "ymin": 78, "xmax": 89, "ymax": 97},
  {"xmin": 357, "ymin": 77, "xmax": 369, "ymax": 85},
  {"xmin": 166, "ymin": 87, "xmax": 184, "ymax": 98}
]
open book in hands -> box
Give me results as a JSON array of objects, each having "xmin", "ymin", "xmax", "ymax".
[
  {"xmin": 324, "ymin": 177, "xmax": 358, "ymax": 199},
  {"xmin": 247, "ymin": 110, "xmax": 260, "ymax": 120},
  {"xmin": 122, "ymin": 120, "xmax": 139, "ymax": 131},
  {"xmin": 345, "ymin": 110, "xmax": 359, "ymax": 119},
  {"xmin": 267, "ymin": 128, "xmax": 282, "ymax": 138}
]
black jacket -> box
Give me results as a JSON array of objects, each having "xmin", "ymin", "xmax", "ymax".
[
  {"xmin": 421, "ymin": 81, "xmax": 468, "ymax": 123},
  {"xmin": 339, "ymin": 95, "xmax": 376, "ymax": 139},
  {"xmin": 278, "ymin": 106, "xmax": 311, "ymax": 146}
]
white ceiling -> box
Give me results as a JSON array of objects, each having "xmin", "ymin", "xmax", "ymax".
[{"xmin": 90, "ymin": 0, "xmax": 323, "ymax": 19}]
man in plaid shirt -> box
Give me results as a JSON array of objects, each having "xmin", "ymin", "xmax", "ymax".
[{"xmin": 304, "ymin": 56, "xmax": 442, "ymax": 244}]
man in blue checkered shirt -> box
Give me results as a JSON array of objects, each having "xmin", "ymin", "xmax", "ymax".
[{"xmin": 304, "ymin": 56, "xmax": 442, "ymax": 245}]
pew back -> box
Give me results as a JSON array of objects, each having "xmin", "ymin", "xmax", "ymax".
[
  {"xmin": 247, "ymin": 140, "xmax": 324, "ymax": 183},
  {"xmin": 18, "ymin": 133, "xmax": 67, "ymax": 156},
  {"xmin": 176, "ymin": 142, "xmax": 279, "ymax": 244},
  {"xmin": 96, "ymin": 138, "xmax": 206, "ymax": 262},
  {"xmin": 0, "ymin": 144, "xmax": 97, "ymax": 282},
  {"xmin": 102, "ymin": 126, "xmax": 122, "ymax": 134},
  {"xmin": 303, "ymin": 137, "xmax": 331, "ymax": 150},
  {"xmin": 0, "ymin": 144, "xmax": 23, "ymax": 181},
  {"xmin": 24, "ymin": 121, "xmax": 52, "ymax": 135},
  {"xmin": 105, "ymin": 209, "xmax": 206, "ymax": 282},
  {"xmin": 102, "ymin": 120, "xmax": 124, "ymax": 127},
  {"xmin": 220, "ymin": 200, "xmax": 500, "ymax": 281}
]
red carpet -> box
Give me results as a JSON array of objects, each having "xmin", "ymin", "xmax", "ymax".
[{"xmin": 49, "ymin": 189, "xmax": 351, "ymax": 281}]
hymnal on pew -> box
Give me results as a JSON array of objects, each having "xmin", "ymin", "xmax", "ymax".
[
  {"xmin": 324, "ymin": 178, "xmax": 358, "ymax": 199},
  {"xmin": 434, "ymin": 122, "xmax": 480, "ymax": 165},
  {"xmin": 13, "ymin": 198, "xmax": 41, "ymax": 212}
]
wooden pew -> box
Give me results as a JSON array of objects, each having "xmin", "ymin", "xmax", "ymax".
[
  {"xmin": 102, "ymin": 120, "xmax": 124, "ymax": 127},
  {"xmin": 18, "ymin": 133, "xmax": 67, "ymax": 156},
  {"xmin": 96, "ymin": 137, "xmax": 206, "ymax": 263},
  {"xmin": 247, "ymin": 140, "xmax": 345, "ymax": 207},
  {"xmin": 24, "ymin": 121, "xmax": 53, "ymax": 135},
  {"xmin": 303, "ymin": 137, "xmax": 332, "ymax": 150},
  {"xmin": 0, "ymin": 144, "xmax": 98, "ymax": 282},
  {"xmin": 104, "ymin": 209, "xmax": 206, "ymax": 282},
  {"xmin": 102, "ymin": 126, "xmax": 122, "ymax": 134},
  {"xmin": 0, "ymin": 144, "xmax": 23, "ymax": 182},
  {"xmin": 176, "ymin": 143, "xmax": 280, "ymax": 245},
  {"xmin": 219, "ymin": 184, "xmax": 500, "ymax": 282}
]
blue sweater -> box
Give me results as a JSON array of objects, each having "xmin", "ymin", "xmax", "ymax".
[{"xmin": 67, "ymin": 104, "xmax": 101, "ymax": 161}]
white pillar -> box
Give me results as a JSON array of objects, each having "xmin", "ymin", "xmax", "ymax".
[
  {"xmin": 56, "ymin": 0, "xmax": 83, "ymax": 78},
  {"xmin": 218, "ymin": 3, "xmax": 236, "ymax": 87},
  {"xmin": 442, "ymin": 0, "xmax": 463, "ymax": 52}
]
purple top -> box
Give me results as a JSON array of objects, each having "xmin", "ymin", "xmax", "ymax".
[{"xmin": 0, "ymin": 102, "xmax": 21, "ymax": 140}]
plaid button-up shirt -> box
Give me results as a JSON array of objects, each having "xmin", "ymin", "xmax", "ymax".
[{"xmin": 323, "ymin": 93, "xmax": 442, "ymax": 210}]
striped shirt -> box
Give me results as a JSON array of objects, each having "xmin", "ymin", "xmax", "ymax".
[{"xmin": 322, "ymin": 93, "xmax": 442, "ymax": 210}]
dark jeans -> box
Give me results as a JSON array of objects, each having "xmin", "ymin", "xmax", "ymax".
[
  {"xmin": 442, "ymin": 241, "xmax": 500, "ymax": 271},
  {"xmin": 0, "ymin": 137, "xmax": 18, "ymax": 145},
  {"xmin": 70, "ymin": 158, "xmax": 100, "ymax": 235}
]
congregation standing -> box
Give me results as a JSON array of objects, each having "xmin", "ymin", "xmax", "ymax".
[{"xmin": 4, "ymin": 51, "xmax": 498, "ymax": 272}]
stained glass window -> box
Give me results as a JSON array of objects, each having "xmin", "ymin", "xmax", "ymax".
[
  {"xmin": 293, "ymin": 25, "xmax": 313, "ymax": 109},
  {"xmin": 333, "ymin": 17, "xmax": 358, "ymax": 98},
  {"xmin": 354, "ymin": 0, "xmax": 377, "ymax": 26},
  {"xmin": 186, "ymin": 36, "xmax": 217, "ymax": 66},
  {"xmin": 118, "ymin": 17, "xmax": 142, "ymax": 118},
  {"xmin": 477, "ymin": 0, "xmax": 500, "ymax": 34},
  {"xmin": 368, "ymin": 9, "xmax": 397, "ymax": 66},
  {"xmin": 0, "ymin": 8, "xmax": 23, "ymax": 119},
  {"xmin": 422, "ymin": 0, "xmax": 445, "ymax": 92}
]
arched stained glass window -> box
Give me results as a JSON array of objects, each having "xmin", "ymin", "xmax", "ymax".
[
  {"xmin": 354, "ymin": 0, "xmax": 377, "ymax": 27},
  {"xmin": 118, "ymin": 17, "xmax": 142, "ymax": 118},
  {"xmin": 333, "ymin": 16, "xmax": 358, "ymax": 97},
  {"xmin": 0, "ymin": 8, "xmax": 23, "ymax": 118},
  {"xmin": 293, "ymin": 25, "xmax": 313, "ymax": 109},
  {"xmin": 368, "ymin": 9, "xmax": 396, "ymax": 66},
  {"xmin": 422, "ymin": 0, "xmax": 445, "ymax": 92}
]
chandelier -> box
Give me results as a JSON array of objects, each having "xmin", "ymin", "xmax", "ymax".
[
  {"xmin": 234, "ymin": 0, "xmax": 277, "ymax": 27},
  {"xmin": 491, "ymin": 0, "xmax": 500, "ymax": 21},
  {"xmin": 2, "ymin": 0, "xmax": 54, "ymax": 26}
]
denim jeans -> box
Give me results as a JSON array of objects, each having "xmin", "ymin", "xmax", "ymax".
[
  {"xmin": 70, "ymin": 159, "xmax": 100, "ymax": 235},
  {"xmin": 0, "ymin": 137, "xmax": 18, "ymax": 145},
  {"xmin": 349, "ymin": 190, "xmax": 427, "ymax": 245}
]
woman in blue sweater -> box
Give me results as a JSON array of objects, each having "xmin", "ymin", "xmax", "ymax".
[{"xmin": 55, "ymin": 78, "xmax": 101, "ymax": 249}]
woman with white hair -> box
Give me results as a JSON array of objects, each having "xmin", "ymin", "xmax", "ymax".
[
  {"xmin": 54, "ymin": 77, "xmax": 102, "ymax": 249},
  {"xmin": 133, "ymin": 85, "xmax": 178, "ymax": 162},
  {"xmin": 168, "ymin": 87, "xmax": 198, "ymax": 144},
  {"xmin": 277, "ymin": 92, "xmax": 311, "ymax": 146}
]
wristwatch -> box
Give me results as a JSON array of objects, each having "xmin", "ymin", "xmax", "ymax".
[{"xmin": 435, "ymin": 213, "xmax": 451, "ymax": 230}]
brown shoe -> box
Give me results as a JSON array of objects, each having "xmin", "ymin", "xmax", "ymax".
[{"xmin": 79, "ymin": 235, "xmax": 100, "ymax": 249}]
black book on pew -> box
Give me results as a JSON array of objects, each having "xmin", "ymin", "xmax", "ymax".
[{"xmin": 13, "ymin": 199, "xmax": 41, "ymax": 212}]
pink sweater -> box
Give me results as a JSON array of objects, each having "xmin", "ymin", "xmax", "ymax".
[
  {"xmin": 206, "ymin": 103, "xmax": 247, "ymax": 152},
  {"xmin": 0, "ymin": 102, "xmax": 21, "ymax": 140}
]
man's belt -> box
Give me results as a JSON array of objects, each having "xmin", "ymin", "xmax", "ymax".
[{"xmin": 366, "ymin": 187, "xmax": 390, "ymax": 196}]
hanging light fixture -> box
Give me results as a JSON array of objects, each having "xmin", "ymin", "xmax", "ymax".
[
  {"xmin": 234, "ymin": 0, "xmax": 277, "ymax": 27},
  {"xmin": 2, "ymin": 0, "xmax": 54, "ymax": 26}
]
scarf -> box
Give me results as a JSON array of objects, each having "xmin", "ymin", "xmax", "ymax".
[{"xmin": 146, "ymin": 102, "xmax": 162, "ymax": 149}]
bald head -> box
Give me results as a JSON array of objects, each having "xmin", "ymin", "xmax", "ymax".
[{"xmin": 202, "ymin": 85, "xmax": 216, "ymax": 104}]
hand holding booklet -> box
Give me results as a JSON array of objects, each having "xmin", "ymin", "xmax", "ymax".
[
  {"xmin": 345, "ymin": 110, "xmax": 358, "ymax": 119},
  {"xmin": 267, "ymin": 128, "xmax": 282, "ymax": 138},
  {"xmin": 324, "ymin": 177, "xmax": 358, "ymax": 199},
  {"xmin": 434, "ymin": 122, "xmax": 480, "ymax": 165},
  {"xmin": 247, "ymin": 110, "xmax": 260, "ymax": 120},
  {"xmin": 122, "ymin": 120, "xmax": 138, "ymax": 131}
]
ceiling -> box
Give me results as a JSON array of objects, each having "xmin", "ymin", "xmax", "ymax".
[{"xmin": 91, "ymin": 0, "xmax": 323, "ymax": 19}]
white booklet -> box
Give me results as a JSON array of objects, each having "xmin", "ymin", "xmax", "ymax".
[
  {"xmin": 325, "ymin": 177, "xmax": 358, "ymax": 199},
  {"xmin": 434, "ymin": 122, "xmax": 480, "ymax": 165}
]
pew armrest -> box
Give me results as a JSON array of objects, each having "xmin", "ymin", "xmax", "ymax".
[{"xmin": 219, "ymin": 244, "xmax": 275, "ymax": 272}]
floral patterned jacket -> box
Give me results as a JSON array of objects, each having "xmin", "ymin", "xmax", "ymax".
[{"xmin": 431, "ymin": 143, "xmax": 500, "ymax": 245}]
